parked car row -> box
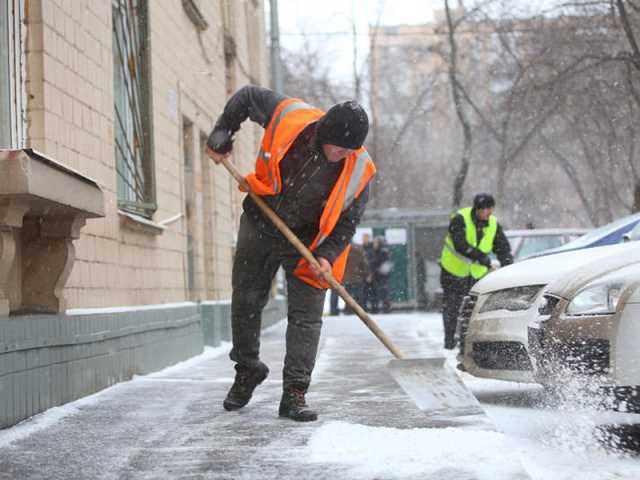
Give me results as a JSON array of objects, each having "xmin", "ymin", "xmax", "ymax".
[{"xmin": 458, "ymin": 212, "xmax": 640, "ymax": 409}]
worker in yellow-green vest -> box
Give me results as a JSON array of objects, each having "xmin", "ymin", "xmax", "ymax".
[{"xmin": 439, "ymin": 193, "xmax": 513, "ymax": 349}]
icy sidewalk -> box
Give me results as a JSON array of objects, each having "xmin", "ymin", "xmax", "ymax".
[{"xmin": 0, "ymin": 313, "xmax": 531, "ymax": 480}]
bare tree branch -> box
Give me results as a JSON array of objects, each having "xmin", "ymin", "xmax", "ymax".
[
  {"xmin": 540, "ymin": 133, "xmax": 598, "ymax": 225},
  {"xmin": 386, "ymin": 80, "xmax": 437, "ymax": 157},
  {"xmin": 445, "ymin": 0, "xmax": 473, "ymax": 207},
  {"xmin": 615, "ymin": 0, "xmax": 640, "ymax": 71}
]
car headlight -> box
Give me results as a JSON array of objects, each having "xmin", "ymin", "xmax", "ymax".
[
  {"xmin": 566, "ymin": 282, "xmax": 623, "ymax": 316},
  {"xmin": 479, "ymin": 286, "xmax": 543, "ymax": 313}
]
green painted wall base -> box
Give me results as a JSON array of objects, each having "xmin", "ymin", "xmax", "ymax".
[{"xmin": 0, "ymin": 296, "xmax": 287, "ymax": 429}]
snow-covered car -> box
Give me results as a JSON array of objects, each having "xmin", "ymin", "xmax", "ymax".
[
  {"xmin": 525, "ymin": 212, "xmax": 640, "ymax": 259},
  {"xmin": 528, "ymin": 253, "xmax": 640, "ymax": 408},
  {"xmin": 459, "ymin": 242, "xmax": 640, "ymax": 383},
  {"xmin": 504, "ymin": 228, "xmax": 588, "ymax": 261}
]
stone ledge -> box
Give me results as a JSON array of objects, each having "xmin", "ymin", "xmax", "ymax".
[{"xmin": 0, "ymin": 149, "xmax": 104, "ymax": 314}]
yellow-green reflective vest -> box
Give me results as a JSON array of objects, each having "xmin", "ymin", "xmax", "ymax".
[{"xmin": 440, "ymin": 207, "xmax": 497, "ymax": 279}]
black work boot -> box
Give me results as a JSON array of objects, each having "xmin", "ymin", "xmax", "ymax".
[
  {"xmin": 278, "ymin": 386, "xmax": 318, "ymax": 422},
  {"xmin": 223, "ymin": 362, "xmax": 269, "ymax": 411}
]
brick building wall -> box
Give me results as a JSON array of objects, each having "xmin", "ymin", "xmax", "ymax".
[{"xmin": 22, "ymin": 0, "xmax": 267, "ymax": 308}]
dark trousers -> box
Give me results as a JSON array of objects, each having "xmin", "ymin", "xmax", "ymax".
[
  {"xmin": 344, "ymin": 282, "xmax": 366, "ymax": 314},
  {"xmin": 230, "ymin": 214, "xmax": 326, "ymax": 391},
  {"xmin": 330, "ymin": 282, "xmax": 366, "ymax": 315},
  {"xmin": 329, "ymin": 288, "xmax": 339, "ymax": 315},
  {"xmin": 364, "ymin": 280, "xmax": 375, "ymax": 311},
  {"xmin": 440, "ymin": 268, "xmax": 474, "ymax": 349},
  {"xmin": 371, "ymin": 276, "xmax": 391, "ymax": 313}
]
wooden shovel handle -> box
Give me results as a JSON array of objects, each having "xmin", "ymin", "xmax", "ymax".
[{"xmin": 220, "ymin": 158, "xmax": 404, "ymax": 359}]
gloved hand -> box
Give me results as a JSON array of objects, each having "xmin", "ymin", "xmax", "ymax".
[
  {"xmin": 478, "ymin": 255, "xmax": 492, "ymax": 269},
  {"xmin": 207, "ymin": 128, "xmax": 234, "ymax": 154}
]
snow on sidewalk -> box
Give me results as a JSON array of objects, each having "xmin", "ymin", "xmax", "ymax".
[{"xmin": 2, "ymin": 312, "xmax": 636, "ymax": 479}]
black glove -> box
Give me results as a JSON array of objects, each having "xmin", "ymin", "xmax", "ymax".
[
  {"xmin": 478, "ymin": 255, "xmax": 492, "ymax": 268},
  {"xmin": 206, "ymin": 128, "xmax": 234, "ymax": 154}
]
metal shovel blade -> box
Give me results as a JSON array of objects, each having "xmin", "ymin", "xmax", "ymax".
[{"xmin": 388, "ymin": 357, "xmax": 483, "ymax": 416}]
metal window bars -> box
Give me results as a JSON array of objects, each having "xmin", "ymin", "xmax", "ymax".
[
  {"xmin": 0, "ymin": 1, "xmax": 11, "ymax": 147},
  {"xmin": 112, "ymin": 0, "xmax": 155, "ymax": 216}
]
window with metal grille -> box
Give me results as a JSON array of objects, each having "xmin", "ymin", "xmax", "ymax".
[
  {"xmin": 112, "ymin": 0, "xmax": 155, "ymax": 217},
  {"xmin": 0, "ymin": 1, "xmax": 10, "ymax": 147}
]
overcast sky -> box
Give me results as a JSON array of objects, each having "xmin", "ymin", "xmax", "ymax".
[
  {"xmin": 278, "ymin": 0, "xmax": 443, "ymax": 34},
  {"xmin": 275, "ymin": 0, "xmax": 443, "ymax": 85},
  {"xmin": 273, "ymin": 0, "xmax": 562, "ymax": 87}
]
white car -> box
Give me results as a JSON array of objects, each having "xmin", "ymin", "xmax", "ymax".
[
  {"xmin": 528, "ymin": 255, "xmax": 640, "ymax": 408},
  {"xmin": 459, "ymin": 241, "xmax": 640, "ymax": 383}
]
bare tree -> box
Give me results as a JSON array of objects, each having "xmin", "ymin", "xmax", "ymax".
[
  {"xmin": 281, "ymin": 38, "xmax": 352, "ymax": 109},
  {"xmin": 615, "ymin": 0, "xmax": 640, "ymax": 211},
  {"xmin": 444, "ymin": 0, "xmax": 474, "ymax": 207}
]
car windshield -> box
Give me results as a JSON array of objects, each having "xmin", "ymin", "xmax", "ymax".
[{"xmin": 516, "ymin": 236, "xmax": 565, "ymax": 259}]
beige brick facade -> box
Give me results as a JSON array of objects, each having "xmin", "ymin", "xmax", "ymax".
[{"xmin": 21, "ymin": 0, "xmax": 268, "ymax": 308}]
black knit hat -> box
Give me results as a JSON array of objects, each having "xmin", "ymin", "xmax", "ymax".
[
  {"xmin": 316, "ymin": 101, "xmax": 369, "ymax": 149},
  {"xmin": 473, "ymin": 193, "xmax": 496, "ymax": 210}
]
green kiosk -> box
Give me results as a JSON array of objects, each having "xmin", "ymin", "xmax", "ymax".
[{"xmin": 357, "ymin": 208, "xmax": 451, "ymax": 311}]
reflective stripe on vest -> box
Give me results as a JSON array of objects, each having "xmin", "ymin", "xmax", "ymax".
[
  {"xmin": 246, "ymin": 98, "xmax": 325, "ymax": 196},
  {"xmin": 243, "ymin": 98, "xmax": 376, "ymax": 289},
  {"xmin": 295, "ymin": 149, "xmax": 375, "ymax": 289},
  {"xmin": 257, "ymin": 100, "xmax": 316, "ymax": 193},
  {"xmin": 317, "ymin": 150, "xmax": 373, "ymax": 248},
  {"xmin": 440, "ymin": 207, "xmax": 497, "ymax": 279}
]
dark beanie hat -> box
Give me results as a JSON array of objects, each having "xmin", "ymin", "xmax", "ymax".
[
  {"xmin": 316, "ymin": 101, "xmax": 369, "ymax": 149},
  {"xmin": 473, "ymin": 193, "xmax": 496, "ymax": 210}
]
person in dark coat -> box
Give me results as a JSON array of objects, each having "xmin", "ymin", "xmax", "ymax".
[
  {"xmin": 369, "ymin": 236, "xmax": 393, "ymax": 313},
  {"xmin": 361, "ymin": 233, "xmax": 375, "ymax": 311},
  {"xmin": 206, "ymin": 85, "xmax": 375, "ymax": 422},
  {"xmin": 341, "ymin": 242, "xmax": 370, "ymax": 313},
  {"xmin": 439, "ymin": 193, "xmax": 513, "ymax": 350}
]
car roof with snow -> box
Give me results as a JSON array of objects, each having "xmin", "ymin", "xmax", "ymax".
[{"xmin": 505, "ymin": 228, "xmax": 589, "ymax": 237}]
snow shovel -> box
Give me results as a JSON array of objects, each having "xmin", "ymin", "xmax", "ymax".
[{"xmin": 218, "ymin": 157, "xmax": 482, "ymax": 416}]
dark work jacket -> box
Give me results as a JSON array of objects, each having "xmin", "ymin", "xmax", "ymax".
[
  {"xmin": 208, "ymin": 85, "xmax": 369, "ymax": 264},
  {"xmin": 449, "ymin": 211, "xmax": 514, "ymax": 267},
  {"xmin": 371, "ymin": 245, "xmax": 393, "ymax": 280},
  {"xmin": 342, "ymin": 244, "xmax": 370, "ymax": 285}
]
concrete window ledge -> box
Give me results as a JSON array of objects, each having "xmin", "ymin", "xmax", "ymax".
[
  {"xmin": 0, "ymin": 149, "xmax": 104, "ymax": 315},
  {"xmin": 118, "ymin": 209, "xmax": 166, "ymax": 235}
]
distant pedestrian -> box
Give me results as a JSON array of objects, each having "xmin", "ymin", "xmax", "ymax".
[
  {"xmin": 369, "ymin": 236, "xmax": 393, "ymax": 313},
  {"xmin": 362, "ymin": 233, "xmax": 376, "ymax": 311},
  {"xmin": 439, "ymin": 193, "xmax": 513, "ymax": 350},
  {"xmin": 329, "ymin": 281, "xmax": 340, "ymax": 315},
  {"xmin": 342, "ymin": 242, "xmax": 370, "ymax": 313}
]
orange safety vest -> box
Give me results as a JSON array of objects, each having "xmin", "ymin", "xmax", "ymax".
[{"xmin": 244, "ymin": 97, "xmax": 376, "ymax": 289}]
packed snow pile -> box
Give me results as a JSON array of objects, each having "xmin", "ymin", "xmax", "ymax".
[{"xmin": 303, "ymin": 421, "xmax": 527, "ymax": 480}]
